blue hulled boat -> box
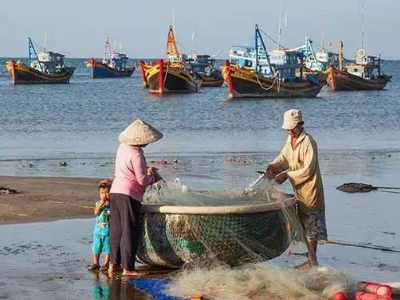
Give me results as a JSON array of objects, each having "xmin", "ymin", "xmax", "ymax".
[{"xmin": 86, "ymin": 37, "xmax": 135, "ymax": 78}]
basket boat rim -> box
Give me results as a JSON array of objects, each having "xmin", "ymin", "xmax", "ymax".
[{"xmin": 141, "ymin": 197, "xmax": 296, "ymax": 215}]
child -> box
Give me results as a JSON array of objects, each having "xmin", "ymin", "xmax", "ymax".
[{"xmin": 89, "ymin": 179, "xmax": 112, "ymax": 271}]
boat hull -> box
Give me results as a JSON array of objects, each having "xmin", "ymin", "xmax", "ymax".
[
  {"xmin": 198, "ymin": 73, "xmax": 224, "ymax": 87},
  {"xmin": 6, "ymin": 60, "xmax": 75, "ymax": 85},
  {"xmin": 137, "ymin": 199, "xmax": 295, "ymax": 268},
  {"xmin": 145, "ymin": 63, "xmax": 201, "ymax": 94},
  {"xmin": 222, "ymin": 64, "xmax": 323, "ymax": 99},
  {"xmin": 327, "ymin": 68, "xmax": 391, "ymax": 91},
  {"xmin": 87, "ymin": 59, "xmax": 135, "ymax": 78}
]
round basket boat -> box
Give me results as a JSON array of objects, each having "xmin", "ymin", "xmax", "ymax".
[{"xmin": 136, "ymin": 196, "xmax": 296, "ymax": 268}]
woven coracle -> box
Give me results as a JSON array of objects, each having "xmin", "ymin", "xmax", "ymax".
[{"xmin": 136, "ymin": 198, "xmax": 296, "ymax": 268}]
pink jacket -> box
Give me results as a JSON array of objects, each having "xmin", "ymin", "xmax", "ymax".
[{"xmin": 110, "ymin": 144, "xmax": 154, "ymax": 201}]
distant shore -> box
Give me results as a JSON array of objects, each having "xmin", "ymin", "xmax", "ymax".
[{"xmin": 0, "ymin": 176, "xmax": 100, "ymax": 224}]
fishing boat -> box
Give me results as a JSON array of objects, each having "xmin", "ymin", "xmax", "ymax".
[
  {"xmin": 326, "ymin": 42, "xmax": 391, "ymax": 91},
  {"xmin": 86, "ymin": 37, "xmax": 135, "ymax": 78},
  {"xmin": 139, "ymin": 26, "xmax": 201, "ymax": 94},
  {"xmin": 221, "ymin": 25, "xmax": 325, "ymax": 99},
  {"xmin": 6, "ymin": 38, "xmax": 75, "ymax": 85},
  {"xmin": 137, "ymin": 195, "xmax": 296, "ymax": 268},
  {"xmin": 186, "ymin": 54, "xmax": 224, "ymax": 87},
  {"xmin": 294, "ymin": 36, "xmax": 338, "ymax": 72}
]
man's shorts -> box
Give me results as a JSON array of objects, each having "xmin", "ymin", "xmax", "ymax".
[
  {"xmin": 92, "ymin": 234, "xmax": 110, "ymax": 254},
  {"xmin": 298, "ymin": 210, "xmax": 327, "ymax": 242}
]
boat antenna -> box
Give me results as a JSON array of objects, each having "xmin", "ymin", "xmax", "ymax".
[
  {"xmin": 104, "ymin": 36, "xmax": 110, "ymax": 61},
  {"xmin": 322, "ymin": 15, "xmax": 326, "ymax": 51},
  {"xmin": 361, "ymin": 2, "xmax": 365, "ymax": 49},
  {"xmin": 171, "ymin": 0, "xmax": 176, "ymax": 37},
  {"xmin": 43, "ymin": 29, "xmax": 48, "ymax": 51},
  {"xmin": 190, "ymin": 28, "xmax": 195, "ymax": 55},
  {"xmin": 277, "ymin": 0, "xmax": 284, "ymax": 49}
]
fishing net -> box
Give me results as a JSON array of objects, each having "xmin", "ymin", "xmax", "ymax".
[
  {"xmin": 165, "ymin": 264, "xmax": 353, "ymax": 300},
  {"xmin": 137, "ymin": 178, "xmax": 353, "ymax": 300},
  {"xmin": 139, "ymin": 178, "xmax": 308, "ymax": 268}
]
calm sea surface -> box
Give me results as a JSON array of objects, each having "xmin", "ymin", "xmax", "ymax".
[{"xmin": 0, "ymin": 59, "xmax": 399, "ymax": 161}]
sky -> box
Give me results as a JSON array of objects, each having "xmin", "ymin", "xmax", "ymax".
[{"xmin": 0, "ymin": 0, "xmax": 399, "ymax": 59}]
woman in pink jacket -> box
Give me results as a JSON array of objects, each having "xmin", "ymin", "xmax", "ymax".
[{"xmin": 109, "ymin": 119, "xmax": 163, "ymax": 276}]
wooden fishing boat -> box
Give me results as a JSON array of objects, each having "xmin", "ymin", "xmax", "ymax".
[
  {"xmin": 222, "ymin": 25, "xmax": 324, "ymax": 99},
  {"xmin": 139, "ymin": 26, "xmax": 201, "ymax": 94},
  {"xmin": 137, "ymin": 196, "xmax": 296, "ymax": 268},
  {"xmin": 6, "ymin": 38, "xmax": 75, "ymax": 85},
  {"xmin": 295, "ymin": 36, "xmax": 339, "ymax": 72},
  {"xmin": 86, "ymin": 37, "xmax": 135, "ymax": 78},
  {"xmin": 186, "ymin": 54, "xmax": 224, "ymax": 87},
  {"xmin": 326, "ymin": 42, "xmax": 391, "ymax": 91}
]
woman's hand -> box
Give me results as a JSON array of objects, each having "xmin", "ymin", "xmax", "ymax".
[{"xmin": 148, "ymin": 167, "xmax": 162, "ymax": 183}]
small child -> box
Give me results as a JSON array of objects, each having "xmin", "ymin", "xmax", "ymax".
[{"xmin": 89, "ymin": 179, "xmax": 112, "ymax": 271}]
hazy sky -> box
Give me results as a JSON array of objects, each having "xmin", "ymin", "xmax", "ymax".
[{"xmin": 0, "ymin": 0, "xmax": 398, "ymax": 59}]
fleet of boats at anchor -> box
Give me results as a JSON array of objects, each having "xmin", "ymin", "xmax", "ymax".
[{"xmin": 2, "ymin": 24, "xmax": 392, "ymax": 98}]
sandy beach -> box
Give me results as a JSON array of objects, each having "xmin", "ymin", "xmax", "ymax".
[{"xmin": 0, "ymin": 176, "xmax": 101, "ymax": 224}]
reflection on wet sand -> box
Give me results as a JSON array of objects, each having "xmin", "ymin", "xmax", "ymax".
[{"xmin": 91, "ymin": 272, "xmax": 152, "ymax": 300}]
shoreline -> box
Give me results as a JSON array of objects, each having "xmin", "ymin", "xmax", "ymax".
[{"xmin": 0, "ymin": 176, "xmax": 100, "ymax": 225}]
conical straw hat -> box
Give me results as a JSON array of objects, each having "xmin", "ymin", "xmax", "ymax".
[{"xmin": 118, "ymin": 119, "xmax": 163, "ymax": 146}]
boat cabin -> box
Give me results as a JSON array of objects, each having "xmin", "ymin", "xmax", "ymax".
[
  {"xmin": 186, "ymin": 54, "xmax": 215, "ymax": 74},
  {"xmin": 103, "ymin": 52, "xmax": 129, "ymax": 71},
  {"xmin": 299, "ymin": 37, "xmax": 338, "ymax": 71},
  {"xmin": 31, "ymin": 51, "xmax": 66, "ymax": 74},
  {"xmin": 346, "ymin": 49, "xmax": 383, "ymax": 78},
  {"xmin": 269, "ymin": 49, "xmax": 301, "ymax": 80}
]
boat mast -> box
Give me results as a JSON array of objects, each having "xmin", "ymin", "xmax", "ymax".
[
  {"xmin": 166, "ymin": 26, "xmax": 180, "ymax": 60},
  {"xmin": 338, "ymin": 41, "xmax": 343, "ymax": 71},
  {"xmin": 254, "ymin": 24, "xmax": 273, "ymax": 75},
  {"xmin": 28, "ymin": 37, "xmax": 43, "ymax": 72}
]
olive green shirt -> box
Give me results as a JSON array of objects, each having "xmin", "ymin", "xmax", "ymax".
[{"xmin": 269, "ymin": 130, "xmax": 325, "ymax": 213}]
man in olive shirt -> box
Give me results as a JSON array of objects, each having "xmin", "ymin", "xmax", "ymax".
[{"xmin": 266, "ymin": 109, "xmax": 326, "ymax": 269}]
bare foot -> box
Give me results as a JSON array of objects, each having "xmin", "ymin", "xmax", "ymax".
[
  {"xmin": 108, "ymin": 263, "xmax": 122, "ymax": 273},
  {"xmin": 294, "ymin": 261, "xmax": 311, "ymax": 270},
  {"xmin": 122, "ymin": 270, "xmax": 150, "ymax": 277}
]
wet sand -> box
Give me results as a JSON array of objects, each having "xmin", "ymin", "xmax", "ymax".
[{"xmin": 0, "ymin": 176, "xmax": 100, "ymax": 224}]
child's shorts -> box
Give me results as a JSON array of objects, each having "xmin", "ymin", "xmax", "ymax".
[{"xmin": 92, "ymin": 234, "xmax": 110, "ymax": 254}]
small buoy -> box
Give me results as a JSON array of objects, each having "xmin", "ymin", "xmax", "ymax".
[
  {"xmin": 333, "ymin": 291, "xmax": 348, "ymax": 300},
  {"xmin": 355, "ymin": 292, "xmax": 393, "ymax": 300},
  {"xmin": 358, "ymin": 282, "xmax": 393, "ymax": 296}
]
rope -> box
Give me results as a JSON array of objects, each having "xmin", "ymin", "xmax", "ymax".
[
  {"xmin": 323, "ymin": 239, "xmax": 400, "ymax": 253},
  {"xmin": 255, "ymin": 70, "xmax": 280, "ymax": 92},
  {"xmin": 258, "ymin": 28, "xmax": 280, "ymax": 47}
]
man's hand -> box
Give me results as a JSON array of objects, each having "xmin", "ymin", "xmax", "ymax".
[
  {"xmin": 275, "ymin": 171, "xmax": 288, "ymax": 184},
  {"xmin": 266, "ymin": 165, "xmax": 277, "ymax": 180}
]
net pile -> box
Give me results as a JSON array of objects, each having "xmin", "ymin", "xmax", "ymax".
[
  {"xmin": 166, "ymin": 264, "xmax": 352, "ymax": 300},
  {"xmin": 138, "ymin": 178, "xmax": 307, "ymax": 268}
]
